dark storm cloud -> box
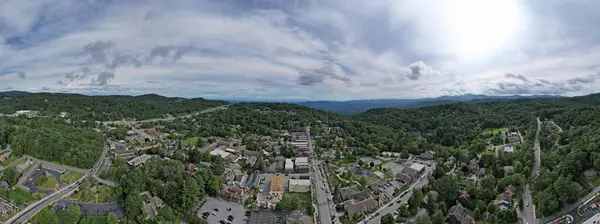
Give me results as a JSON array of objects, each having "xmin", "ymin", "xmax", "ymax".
[
  {"xmin": 297, "ymin": 62, "xmax": 352, "ymax": 86},
  {"xmin": 92, "ymin": 71, "xmax": 115, "ymax": 86},
  {"xmin": 504, "ymin": 73, "xmax": 528, "ymax": 82}
]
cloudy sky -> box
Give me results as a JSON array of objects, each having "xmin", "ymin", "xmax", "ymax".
[{"xmin": 1, "ymin": 0, "xmax": 599, "ymax": 100}]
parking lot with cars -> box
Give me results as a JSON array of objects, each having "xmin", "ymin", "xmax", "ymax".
[{"xmin": 198, "ymin": 198, "xmax": 248, "ymax": 224}]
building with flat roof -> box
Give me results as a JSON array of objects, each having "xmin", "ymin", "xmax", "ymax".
[
  {"xmin": 285, "ymin": 159, "xmax": 294, "ymax": 172},
  {"xmin": 210, "ymin": 148, "xmax": 231, "ymax": 159},
  {"xmin": 288, "ymin": 179, "xmax": 311, "ymax": 193},
  {"xmin": 409, "ymin": 163, "xmax": 425, "ymax": 173},
  {"xmin": 270, "ymin": 176, "xmax": 285, "ymax": 197},
  {"xmin": 128, "ymin": 154, "xmax": 153, "ymax": 167}
]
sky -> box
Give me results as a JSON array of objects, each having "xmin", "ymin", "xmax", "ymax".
[{"xmin": 1, "ymin": 0, "xmax": 600, "ymax": 101}]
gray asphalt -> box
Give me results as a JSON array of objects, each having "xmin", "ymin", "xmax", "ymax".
[
  {"xmin": 522, "ymin": 117, "xmax": 541, "ymax": 224},
  {"xmin": 309, "ymin": 126, "xmax": 338, "ymax": 224}
]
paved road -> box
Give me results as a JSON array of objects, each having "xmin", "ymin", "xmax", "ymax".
[
  {"xmin": 308, "ymin": 126, "xmax": 339, "ymax": 224},
  {"xmin": 102, "ymin": 105, "xmax": 229, "ymax": 125},
  {"xmin": 364, "ymin": 167, "xmax": 432, "ymax": 224},
  {"xmin": 91, "ymin": 145, "xmax": 119, "ymax": 187},
  {"xmin": 6, "ymin": 178, "xmax": 84, "ymax": 224},
  {"xmin": 521, "ymin": 117, "xmax": 542, "ymax": 224}
]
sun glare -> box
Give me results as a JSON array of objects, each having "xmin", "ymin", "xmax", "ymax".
[{"xmin": 442, "ymin": 0, "xmax": 525, "ymax": 62}]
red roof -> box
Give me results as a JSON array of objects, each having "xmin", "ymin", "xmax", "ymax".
[
  {"xmin": 0, "ymin": 151, "xmax": 11, "ymax": 160},
  {"xmin": 459, "ymin": 179, "xmax": 472, "ymax": 186}
]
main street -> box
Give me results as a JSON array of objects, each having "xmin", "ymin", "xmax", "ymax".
[
  {"xmin": 521, "ymin": 117, "xmax": 542, "ymax": 224},
  {"xmin": 308, "ymin": 126, "xmax": 339, "ymax": 224}
]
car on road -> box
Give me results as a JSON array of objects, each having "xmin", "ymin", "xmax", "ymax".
[{"xmin": 526, "ymin": 202, "xmax": 529, "ymax": 207}]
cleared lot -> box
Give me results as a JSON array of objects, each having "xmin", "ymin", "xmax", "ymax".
[{"xmin": 198, "ymin": 198, "xmax": 247, "ymax": 224}]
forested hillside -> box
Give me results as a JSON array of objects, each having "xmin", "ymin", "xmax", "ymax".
[
  {"xmin": 356, "ymin": 93, "xmax": 600, "ymax": 216},
  {"xmin": 0, "ymin": 92, "xmax": 228, "ymax": 121}
]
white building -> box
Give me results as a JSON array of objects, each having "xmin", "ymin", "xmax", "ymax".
[
  {"xmin": 210, "ymin": 148, "xmax": 231, "ymax": 159},
  {"xmin": 295, "ymin": 157, "xmax": 309, "ymax": 166},
  {"xmin": 409, "ymin": 163, "xmax": 425, "ymax": 173},
  {"xmin": 288, "ymin": 179, "xmax": 311, "ymax": 193},
  {"xmin": 285, "ymin": 159, "xmax": 294, "ymax": 172},
  {"xmin": 128, "ymin": 154, "xmax": 153, "ymax": 167}
]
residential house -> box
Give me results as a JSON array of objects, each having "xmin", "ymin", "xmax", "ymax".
[
  {"xmin": 585, "ymin": 169, "xmax": 598, "ymax": 181},
  {"xmin": 339, "ymin": 186, "xmax": 370, "ymax": 201},
  {"xmin": 447, "ymin": 203, "xmax": 475, "ymax": 224},
  {"xmin": 143, "ymin": 196, "xmax": 164, "ymax": 219},
  {"xmin": 479, "ymin": 168, "xmax": 486, "ymax": 176},
  {"xmin": 498, "ymin": 192, "xmax": 513, "ymax": 211},
  {"xmin": 504, "ymin": 166, "xmax": 514, "ymax": 174},
  {"xmin": 396, "ymin": 173, "xmax": 413, "ymax": 184},
  {"xmin": 185, "ymin": 163, "xmax": 197, "ymax": 176},
  {"xmin": 373, "ymin": 171, "xmax": 385, "ymax": 179},
  {"xmin": 368, "ymin": 179, "xmax": 386, "ymax": 191},
  {"xmin": 468, "ymin": 159, "xmax": 479, "ymax": 173},
  {"xmin": 146, "ymin": 127, "xmax": 163, "ymax": 138},
  {"xmin": 0, "ymin": 181, "xmax": 9, "ymax": 190},
  {"xmin": 344, "ymin": 198, "xmax": 379, "ymax": 217},
  {"xmin": 503, "ymin": 145, "xmax": 514, "ymax": 153},
  {"xmin": 0, "ymin": 151, "xmax": 11, "ymax": 161}
]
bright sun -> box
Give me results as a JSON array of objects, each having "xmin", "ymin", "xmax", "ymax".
[{"xmin": 440, "ymin": 0, "xmax": 525, "ymax": 62}]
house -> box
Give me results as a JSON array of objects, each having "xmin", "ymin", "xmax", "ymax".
[
  {"xmin": 343, "ymin": 198, "xmax": 379, "ymax": 217},
  {"xmin": 409, "ymin": 163, "xmax": 425, "ymax": 175},
  {"xmin": 185, "ymin": 163, "xmax": 197, "ymax": 176},
  {"xmin": 498, "ymin": 192, "xmax": 513, "ymax": 211},
  {"xmin": 0, "ymin": 151, "xmax": 11, "ymax": 161},
  {"xmin": 270, "ymin": 176, "xmax": 285, "ymax": 197},
  {"xmin": 374, "ymin": 171, "xmax": 385, "ymax": 179},
  {"xmin": 459, "ymin": 179, "xmax": 473, "ymax": 188},
  {"xmin": 504, "ymin": 166, "xmax": 514, "ymax": 174},
  {"xmin": 339, "ymin": 186, "xmax": 370, "ymax": 201},
  {"xmin": 288, "ymin": 179, "xmax": 311, "ymax": 192},
  {"xmin": 0, "ymin": 181, "xmax": 9, "ymax": 190},
  {"xmin": 505, "ymin": 185, "xmax": 517, "ymax": 197},
  {"xmin": 368, "ymin": 179, "xmax": 387, "ymax": 191},
  {"xmin": 459, "ymin": 191, "xmax": 471, "ymax": 201},
  {"xmin": 503, "ymin": 145, "xmax": 514, "ymax": 153},
  {"xmin": 468, "ymin": 159, "xmax": 479, "ymax": 173},
  {"xmin": 143, "ymin": 196, "xmax": 164, "ymax": 218},
  {"xmin": 146, "ymin": 127, "xmax": 163, "ymax": 138},
  {"xmin": 585, "ymin": 169, "xmax": 598, "ymax": 181},
  {"xmin": 447, "ymin": 203, "xmax": 475, "ymax": 224},
  {"xmin": 479, "ymin": 168, "xmax": 486, "ymax": 176}
]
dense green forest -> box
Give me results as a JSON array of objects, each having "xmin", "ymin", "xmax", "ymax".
[
  {"xmin": 0, "ymin": 92, "xmax": 228, "ymax": 121},
  {"xmin": 0, "ymin": 117, "xmax": 104, "ymax": 168}
]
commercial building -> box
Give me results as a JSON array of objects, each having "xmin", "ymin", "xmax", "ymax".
[
  {"xmin": 285, "ymin": 159, "xmax": 294, "ymax": 172},
  {"xmin": 270, "ymin": 176, "xmax": 285, "ymax": 197},
  {"xmin": 128, "ymin": 154, "xmax": 153, "ymax": 167},
  {"xmin": 288, "ymin": 179, "xmax": 311, "ymax": 193},
  {"xmin": 294, "ymin": 157, "xmax": 310, "ymax": 173}
]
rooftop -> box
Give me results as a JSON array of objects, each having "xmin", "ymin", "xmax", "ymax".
[
  {"xmin": 289, "ymin": 179, "xmax": 311, "ymax": 186},
  {"xmin": 270, "ymin": 176, "xmax": 285, "ymax": 192},
  {"xmin": 409, "ymin": 163, "xmax": 425, "ymax": 172}
]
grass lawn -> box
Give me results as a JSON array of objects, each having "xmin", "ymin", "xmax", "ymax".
[
  {"xmin": 36, "ymin": 174, "xmax": 58, "ymax": 189},
  {"xmin": 60, "ymin": 171, "xmax": 86, "ymax": 184},
  {"xmin": 184, "ymin": 137, "xmax": 206, "ymax": 146},
  {"xmin": 591, "ymin": 176, "xmax": 600, "ymax": 187},
  {"xmin": 7, "ymin": 188, "xmax": 46, "ymax": 205},
  {"xmin": 483, "ymin": 128, "xmax": 509, "ymax": 136},
  {"xmin": 0, "ymin": 156, "xmax": 20, "ymax": 167},
  {"xmin": 286, "ymin": 192, "xmax": 312, "ymax": 207}
]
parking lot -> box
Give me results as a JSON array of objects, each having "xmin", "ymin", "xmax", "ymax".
[
  {"xmin": 198, "ymin": 198, "xmax": 247, "ymax": 224},
  {"xmin": 248, "ymin": 210, "xmax": 283, "ymax": 224}
]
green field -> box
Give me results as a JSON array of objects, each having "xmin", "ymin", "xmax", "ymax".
[
  {"xmin": 5, "ymin": 188, "xmax": 46, "ymax": 205},
  {"xmin": 285, "ymin": 192, "xmax": 312, "ymax": 207},
  {"xmin": 483, "ymin": 128, "xmax": 509, "ymax": 136},
  {"xmin": 37, "ymin": 174, "xmax": 58, "ymax": 189},
  {"xmin": 60, "ymin": 171, "xmax": 85, "ymax": 184},
  {"xmin": 184, "ymin": 137, "xmax": 200, "ymax": 145}
]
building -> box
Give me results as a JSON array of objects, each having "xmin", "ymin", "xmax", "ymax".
[
  {"xmin": 382, "ymin": 162, "xmax": 405, "ymax": 176},
  {"xmin": 344, "ymin": 198, "xmax": 379, "ymax": 217},
  {"xmin": 410, "ymin": 163, "xmax": 425, "ymax": 174},
  {"xmin": 504, "ymin": 166, "xmax": 514, "ymax": 174},
  {"xmin": 0, "ymin": 151, "xmax": 11, "ymax": 161},
  {"xmin": 288, "ymin": 179, "xmax": 311, "ymax": 192},
  {"xmin": 285, "ymin": 159, "xmax": 294, "ymax": 172},
  {"xmin": 503, "ymin": 145, "xmax": 514, "ymax": 153},
  {"xmin": 128, "ymin": 154, "xmax": 153, "ymax": 167},
  {"xmin": 270, "ymin": 176, "xmax": 285, "ymax": 197},
  {"xmin": 210, "ymin": 148, "xmax": 231, "ymax": 159},
  {"xmin": 447, "ymin": 203, "xmax": 475, "ymax": 224},
  {"xmin": 395, "ymin": 173, "xmax": 413, "ymax": 184},
  {"xmin": 294, "ymin": 157, "xmax": 310, "ymax": 173},
  {"xmin": 339, "ymin": 186, "xmax": 370, "ymax": 201},
  {"xmin": 498, "ymin": 192, "xmax": 513, "ymax": 211},
  {"xmin": 185, "ymin": 163, "xmax": 197, "ymax": 176},
  {"xmin": 220, "ymin": 187, "xmax": 244, "ymax": 203},
  {"xmin": 419, "ymin": 152, "xmax": 435, "ymax": 160}
]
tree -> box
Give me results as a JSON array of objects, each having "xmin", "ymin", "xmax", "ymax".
[
  {"xmin": 106, "ymin": 212, "xmax": 119, "ymax": 224},
  {"xmin": 59, "ymin": 205, "xmax": 81, "ymax": 224},
  {"xmin": 125, "ymin": 194, "xmax": 143, "ymax": 221},
  {"xmin": 514, "ymin": 161, "xmax": 523, "ymax": 173},
  {"xmin": 487, "ymin": 203, "xmax": 498, "ymax": 215},
  {"xmin": 31, "ymin": 208, "xmax": 59, "ymax": 224},
  {"xmin": 431, "ymin": 210, "xmax": 446, "ymax": 224},
  {"xmin": 381, "ymin": 213, "xmax": 395, "ymax": 224},
  {"xmin": 370, "ymin": 161, "xmax": 375, "ymax": 168},
  {"xmin": 474, "ymin": 208, "xmax": 483, "ymax": 221},
  {"xmin": 2, "ymin": 167, "xmax": 19, "ymax": 186}
]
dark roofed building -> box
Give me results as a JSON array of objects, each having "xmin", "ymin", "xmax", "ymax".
[
  {"xmin": 344, "ymin": 198, "xmax": 379, "ymax": 217},
  {"xmin": 447, "ymin": 203, "xmax": 474, "ymax": 224},
  {"xmin": 402, "ymin": 167, "xmax": 419, "ymax": 177},
  {"xmin": 396, "ymin": 173, "xmax": 413, "ymax": 183}
]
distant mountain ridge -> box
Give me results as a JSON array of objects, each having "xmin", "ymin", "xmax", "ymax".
[{"xmin": 296, "ymin": 94, "xmax": 559, "ymax": 114}]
